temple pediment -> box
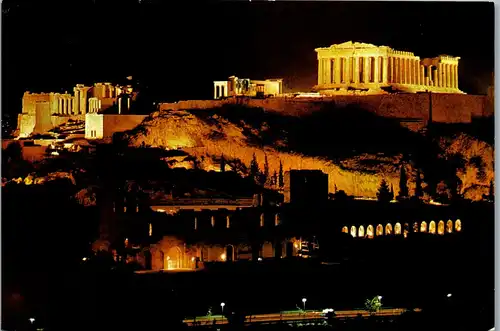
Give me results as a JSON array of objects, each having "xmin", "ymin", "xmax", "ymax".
[{"xmin": 333, "ymin": 41, "xmax": 379, "ymax": 49}]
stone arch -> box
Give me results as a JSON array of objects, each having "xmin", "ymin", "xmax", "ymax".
[
  {"xmin": 403, "ymin": 223, "xmax": 409, "ymax": 238},
  {"xmin": 367, "ymin": 225, "xmax": 374, "ymax": 239},
  {"xmin": 358, "ymin": 225, "xmax": 365, "ymax": 238},
  {"xmin": 420, "ymin": 221, "xmax": 428, "ymax": 233},
  {"xmin": 429, "ymin": 221, "xmax": 436, "ymax": 234},
  {"xmin": 385, "ymin": 223, "xmax": 393, "ymax": 235},
  {"xmin": 159, "ymin": 250, "xmax": 165, "ymax": 270},
  {"xmin": 350, "ymin": 226, "xmax": 357, "ymax": 238},
  {"xmin": 165, "ymin": 245, "xmax": 182, "ymax": 270},
  {"xmin": 226, "ymin": 244, "xmax": 235, "ymax": 262},
  {"xmin": 446, "ymin": 220, "xmax": 453, "ymax": 233},
  {"xmin": 438, "ymin": 220, "xmax": 445, "ymax": 235},
  {"xmin": 455, "ymin": 219, "xmax": 462, "ymax": 232},
  {"xmin": 376, "ymin": 224, "xmax": 383, "ymax": 236},
  {"xmin": 395, "ymin": 222, "xmax": 402, "ymax": 235},
  {"xmin": 342, "ymin": 226, "xmax": 348, "ymax": 234}
]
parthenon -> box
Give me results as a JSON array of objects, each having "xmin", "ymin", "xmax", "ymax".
[{"xmin": 314, "ymin": 41, "xmax": 464, "ymax": 95}]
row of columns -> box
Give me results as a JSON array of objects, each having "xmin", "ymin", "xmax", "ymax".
[
  {"xmin": 388, "ymin": 58, "xmax": 458, "ymax": 88},
  {"xmin": 57, "ymin": 96, "xmax": 74, "ymax": 115},
  {"xmin": 88, "ymin": 97, "xmax": 101, "ymax": 113},
  {"xmin": 319, "ymin": 56, "xmax": 388, "ymax": 85},
  {"xmin": 319, "ymin": 55, "xmax": 459, "ymax": 89}
]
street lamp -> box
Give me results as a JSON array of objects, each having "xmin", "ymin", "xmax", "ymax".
[
  {"xmin": 378, "ymin": 296, "xmax": 382, "ymax": 300},
  {"xmin": 29, "ymin": 317, "xmax": 35, "ymax": 324},
  {"xmin": 221, "ymin": 302, "xmax": 225, "ymax": 315},
  {"xmin": 302, "ymin": 298, "xmax": 307, "ymax": 311},
  {"xmin": 447, "ymin": 293, "xmax": 452, "ymax": 298}
]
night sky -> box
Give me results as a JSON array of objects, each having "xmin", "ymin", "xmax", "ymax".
[{"xmin": 2, "ymin": 0, "xmax": 494, "ymax": 120}]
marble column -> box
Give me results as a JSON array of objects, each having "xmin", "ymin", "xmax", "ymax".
[
  {"xmin": 454, "ymin": 64, "xmax": 458, "ymax": 88},
  {"xmin": 334, "ymin": 57, "xmax": 341, "ymax": 84},
  {"xmin": 318, "ymin": 58, "xmax": 322, "ymax": 85},
  {"xmin": 414, "ymin": 59, "xmax": 419, "ymax": 84},
  {"xmin": 374, "ymin": 57, "xmax": 380, "ymax": 83},
  {"xmin": 58, "ymin": 98, "xmax": 63, "ymax": 115},
  {"xmin": 354, "ymin": 57, "xmax": 360, "ymax": 84},
  {"xmin": 420, "ymin": 65, "xmax": 425, "ymax": 86},
  {"xmin": 364, "ymin": 57, "xmax": 370, "ymax": 83},
  {"xmin": 432, "ymin": 69, "xmax": 438, "ymax": 87},
  {"xmin": 325, "ymin": 58, "xmax": 331, "ymax": 84},
  {"xmin": 118, "ymin": 98, "xmax": 122, "ymax": 114},
  {"xmin": 214, "ymin": 86, "xmax": 217, "ymax": 99},
  {"xmin": 68, "ymin": 99, "xmax": 72, "ymax": 115},
  {"xmin": 382, "ymin": 57, "xmax": 388, "ymax": 83},
  {"xmin": 444, "ymin": 63, "xmax": 450, "ymax": 87},
  {"xmin": 74, "ymin": 90, "xmax": 80, "ymax": 115},
  {"xmin": 346, "ymin": 57, "xmax": 352, "ymax": 84}
]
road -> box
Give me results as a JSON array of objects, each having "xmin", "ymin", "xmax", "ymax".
[{"xmin": 183, "ymin": 308, "xmax": 421, "ymax": 326}]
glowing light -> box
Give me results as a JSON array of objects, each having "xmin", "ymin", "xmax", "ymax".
[
  {"xmin": 378, "ymin": 296, "xmax": 383, "ymax": 300},
  {"xmin": 220, "ymin": 253, "xmax": 226, "ymax": 261},
  {"xmin": 294, "ymin": 242, "xmax": 299, "ymax": 248},
  {"xmin": 221, "ymin": 302, "xmax": 225, "ymax": 307},
  {"xmin": 149, "ymin": 223, "xmax": 152, "ymax": 236},
  {"xmin": 302, "ymin": 298, "xmax": 307, "ymax": 303},
  {"xmin": 29, "ymin": 318, "xmax": 35, "ymax": 324},
  {"xmin": 191, "ymin": 257, "xmax": 195, "ymax": 262},
  {"xmin": 258, "ymin": 257, "xmax": 262, "ymax": 261},
  {"xmin": 322, "ymin": 308, "xmax": 334, "ymax": 313},
  {"xmin": 167, "ymin": 256, "xmax": 170, "ymax": 260},
  {"xmin": 82, "ymin": 257, "xmax": 87, "ymax": 261},
  {"xmin": 447, "ymin": 293, "xmax": 452, "ymax": 298}
]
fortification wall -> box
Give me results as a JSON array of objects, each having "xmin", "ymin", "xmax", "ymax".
[
  {"xmin": 85, "ymin": 114, "xmax": 148, "ymax": 140},
  {"xmin": 158, "ymin": 93, "xmax": 489, "ymax": 125},
  {"xmin": 17, "ymin": 112, "xmax": 85, "ymax": 138}
]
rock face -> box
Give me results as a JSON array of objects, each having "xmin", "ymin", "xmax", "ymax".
[{"xmin": 122, "ymin": 106, "xmax": 493, "ymax": 201}]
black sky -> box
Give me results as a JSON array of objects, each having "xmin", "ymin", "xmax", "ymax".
[{"xmin": 2, "ymin": 0, "xmax": 495, "ymax": 119}]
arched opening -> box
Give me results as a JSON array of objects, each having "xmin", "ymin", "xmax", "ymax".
[
  {"xmin": 367, "ymin": 225, "xmax": 374, "ymax": 239},
  {"xmin": 159, "ymin": 250, "xmax": 165, "ymax": 270},
  {"xmin": 165, "ymin": 246, "xmax": 182, "ymax": 270},
  {"xmin": 385, "ymin": 223, "xmax": 393, "ymax": 235},
  {"xmin": 358, "ymin": 226, "xmax": 365, "ymax": 238},
  {"xmin": 455, "ymin": 219, "xmax": 462, "ymax": 232},
  {"xmin": 226, "ymin": 245, "xmax": 234, "ymax": 262},
  {"xmin": 286, "ymin": 242, "xmax": 294, "ymax": 258},
  {"xmin": 438, "ymin": 221, "xmax": 445, "ymax": 235},
  {"xmin": 403, "ymin": 223, "xmax": 409, "ymax": 238},
  {"xmin": 420, "ymin": 221, "xmax": 428, "ymax": 233},
  {"xmin": 429, "ymin": 221, "xmax": 436, "ymax": 234},
  {"xmin": 342, "ymin": 226, "xmax": 348, "ymax": 234},
  {"xmin": 413, "ymin": 222, "xmax": 419, "ymax": 233},
  {"xmin": 376, "ymin": 224, "xmax": 383, "ymax": 236},
  {"xmin": 395, "ymin": 223, "xmax": 402, "ymax": 235},
  {"xmin": 350, "ymin": 226, "xmax": 357, "ymax": 238},
  {"xmin": 446, "ymin": 220, "xmax": 453, "ymax": 233}
]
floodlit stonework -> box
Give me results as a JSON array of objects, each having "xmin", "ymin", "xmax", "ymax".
[
  {"xmin": 214, "ymin": 76, "xmax": 283, "ymax": 99},
  {"xmin": 17, "ymin": 82, "xmax": 136, "ymax": 137},
  {"xmin": 314, "ymin": 41, "xmax": 464, "ymax": 95}
]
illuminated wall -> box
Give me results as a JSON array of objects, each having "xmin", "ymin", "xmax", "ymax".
[{"xmin": 85, "ymin": 114, "xmax": 147, "ymax": 140}]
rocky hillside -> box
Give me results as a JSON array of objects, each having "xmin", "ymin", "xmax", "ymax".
[{"xmin": 120, "ymin": 104, "xmax": 494, "ymax": 200}]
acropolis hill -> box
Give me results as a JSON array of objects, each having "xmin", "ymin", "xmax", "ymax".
[{"xmin": 9, "ymin": 42, "xmax": 494, "ymax": 200}]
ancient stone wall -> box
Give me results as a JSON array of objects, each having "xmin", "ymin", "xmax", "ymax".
[
  {"xmin": 158, "ymin": 93, "xmax": 489, "ymax": 125},
  {"xmin": 85, "ymin": 114, "xmax": 148, "ymax": 140}
]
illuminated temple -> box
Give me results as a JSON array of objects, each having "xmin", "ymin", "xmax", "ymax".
[{"xmin": 314, "ymin": 41, "xmax": 464, "ymax": 95}]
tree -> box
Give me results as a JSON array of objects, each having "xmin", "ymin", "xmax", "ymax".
[
  {"xmin": 271, "ymin": 170, "xmax": 278, "ymax": 188},
  {"xmin": 376, "ymin": 179, "xmax": 393, "ymax": 203},
  {"xmin": 249, "ymin": 153, "xmax": 260, "ymax": 183},
  {"xmin": 263, "ymin": 154, "xmax": 270, "ymax": 184},
  {"xmin": 364, "ymin": 296, "xmax": 382, "ymax": 316},
  {"xmin": 278, "ymin": 160, "xmax": 284, "ymax": 189},
  {"xmin": 398, "ymin": 163, "xmax": 409, "ymax": 200},
  {"xmin": 414, "ymin": 168, "xmax": 423, "ymax": 199},
  {"xmin": 220, "ymin": 154, "xmax": 226, "ymax": 173}
]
